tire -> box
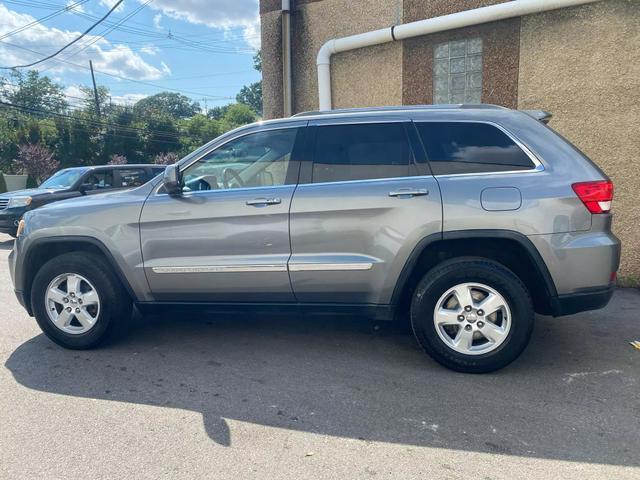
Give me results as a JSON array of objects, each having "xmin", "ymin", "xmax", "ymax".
[
  {"xmin": 31, "ymin": 252, "xmax": 132, "ymax": 349},
  {"xmin": 410, "ymin": 257, "xmax": 534, "ymax": 373}
]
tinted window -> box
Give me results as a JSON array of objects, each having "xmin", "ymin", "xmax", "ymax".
[
  {"xmin": 415, "ymin": 122, "xmax": 535, "ymax": 175},
  {"xmin": 312, "ymin": 123, "xmax": 412, "ymax": 183},
  {"xmin": 182, "ymin": 128, "xmax": 298, "ymax": 191},
  {"xmin": 119, "ymin": 168, "xmax": 148, "ymax": 188}
]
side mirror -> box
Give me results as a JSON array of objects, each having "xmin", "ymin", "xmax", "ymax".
[{"xmin": 163, "ymin": 164, "xmax": 182, "ymax": 195}]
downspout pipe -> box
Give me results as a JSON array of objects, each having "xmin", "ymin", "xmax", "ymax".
[
  {"xmin": 282, "ymin": 0, "xmax": 293, "ymax": 116},
  {"xmin": 316, "ymin": 0, "xmax": 603, "ymax": 111}
]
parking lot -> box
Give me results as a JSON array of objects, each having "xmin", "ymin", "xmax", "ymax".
[{"xmin": 0, "ymin": 232, "xmax": 638, "ymax": 479}]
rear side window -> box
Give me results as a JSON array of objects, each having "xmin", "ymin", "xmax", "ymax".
[
  {"xmin": 118, "ymin": 168, "xmax": 148, "ymax": 187},
  {"xmin": 312, "ymin": 123, "xmax": 412, "ymax": 183},
  {"xmin": 415, "ymin": 122, "xmax": 535, "ymax": 175}
]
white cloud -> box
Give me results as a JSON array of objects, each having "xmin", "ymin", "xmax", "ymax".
[
  {"xmin": 99, "ymin": 0, "xmax": 125, "ymax": 13},
  {"xmin": 0, "ymin": 4, "xmax": 170, "ymax": 80},
  {"xmin": 153, "ymin": 13, "xmax": 163, "ymax": 30},
  {"xmin": 110, "ymin": 92, "xmax": 148, "ymax": 105},
  {"xmin": 64, "ymin": 85, "xmax": 84, "ymax": 98},
  {"xmin": 65, "ymin": 84, "xmax": 148, "ymax": 106},
  {"xmin": 143, "ymin": 0, "xmax": 261, "ymax": 50},
  {"xmin": 140, "ymin": 45, "xmax": 159, "ymax": 56},
  {"xmin": 65, "ymin": 1, "xmax": 85, "ymax": 13}
]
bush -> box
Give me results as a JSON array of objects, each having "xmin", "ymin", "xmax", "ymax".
[
  {"xmin": 107, "ymin": 154, "xmax": 127, "ymax": 165},
  {"xmin": 13, "ymin": 143, "xmax": 59, "ymax": 185},
  {"xmin": 154, "ymin": 152, "xmax": 179, "ymax": 165}
]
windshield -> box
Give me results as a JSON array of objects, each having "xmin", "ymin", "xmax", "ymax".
[{"xmin": 39, "ymin": 169, "xmax": 87, "ymax": 189}]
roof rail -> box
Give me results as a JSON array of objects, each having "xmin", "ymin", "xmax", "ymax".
[
  {"xmin": 291, "ymin": 104, "xmax": 506, "ymax": 117},
  {"xmin": 522, "ymin": 110, "xmax": 553, "ymax": 124}
]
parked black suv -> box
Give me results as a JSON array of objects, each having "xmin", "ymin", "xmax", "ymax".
[{"xmin": 0, "ymin": 164, "xmax": 164, "ymax": 236}]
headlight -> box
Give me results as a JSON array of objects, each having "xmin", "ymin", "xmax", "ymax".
[
  {"xmin": 8, "ymin": 196, "xmax": 32, "ymax": 208},
  {"xmin": 16, "ymin": 219, "xmax": 26, "ymax": 237}
]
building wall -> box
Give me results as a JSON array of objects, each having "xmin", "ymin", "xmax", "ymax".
[
  {"xmin": 518, "ymin": 0, "xmax": 640, "ymax": 284},
  {"xmin": 291, "ymin": 0, "xmax": 404, "ymax": 113}
]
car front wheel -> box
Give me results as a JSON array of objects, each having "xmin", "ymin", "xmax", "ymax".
[
  {"xmin": 31, "ymin": 252, "xmax": 132, "ymax": 349},
  {"xmin": 410, "ymin": 257, "xmax": 534, "ymax": 373}
]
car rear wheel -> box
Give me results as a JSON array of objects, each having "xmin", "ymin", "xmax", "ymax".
[
  {"xmin": 31, "ymin": 252, "xmax": 132, "ymax": 349},
  {"xmin": 410, "ymin": 257, "xmax": 534, "ymax": 373}
]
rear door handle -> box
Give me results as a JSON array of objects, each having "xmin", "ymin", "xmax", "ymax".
[
  {"xmin": 388, "ymin": 188, "xmax": 429, "ymax": 198},
  {"xmin": 246, "ymin": 197, "xmax": 282, "ymax": 206}
]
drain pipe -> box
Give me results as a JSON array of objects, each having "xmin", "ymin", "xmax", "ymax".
[
  {"xmin": 317, "ymin": 0, "xmax": 603, "ymax": 110},
  {"xmin": 282, "ymin": 0, "xmax": 293, "ymax": 116}
]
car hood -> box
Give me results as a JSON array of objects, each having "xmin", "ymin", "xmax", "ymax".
[{"xmin": 0, "ymin": 188, "xmax": 61, "ymax": 199}]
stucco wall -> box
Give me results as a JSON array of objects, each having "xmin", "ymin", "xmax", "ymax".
[
  {"xmin": 290, "ymin": 0, "xmax": 403, "ymax": 113},
  {"xmin": 518, "ymin": 0, "xmax": 640, "ymax": 284},
  {"xmin": 260, "ymin": 9, "xmax": 284, "ymax": 119}
]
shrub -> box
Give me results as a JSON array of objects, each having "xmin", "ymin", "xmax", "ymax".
[
  {"xmin": 108, "ymin": 154, "xmax": 127, "ymax": 165},
  {"xmin": 13, "ymin": 143, "xmax": 59, "ymax": 184},
  {"xmin": 154, "ymin": 152, "xmax": 179, "ymax": 165}
]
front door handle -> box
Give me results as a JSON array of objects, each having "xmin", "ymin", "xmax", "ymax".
[
  {"xmin": 246, "ymin": 197, "xmax": 282, "ymax": 206},
  {"xmin": 388, "ymin": 188, "xmax": 429, "ymax": 198}
]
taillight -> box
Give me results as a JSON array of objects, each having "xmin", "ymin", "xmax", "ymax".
[{"xmin": 571, "ymin": 180, "xmax": 613, "ymax": 214}]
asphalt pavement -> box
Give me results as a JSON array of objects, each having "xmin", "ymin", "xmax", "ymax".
[{"xmin": 0, "ymin": 233, "xmax": 638, "ymax": 479}]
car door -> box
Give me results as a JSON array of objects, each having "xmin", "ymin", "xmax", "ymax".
[
  {"xmin": 288, "ymin": 117, "xmax": 442, "ymax": 305},
  {"xmin": 139, "ymin": 123, "xmax": 306, "ymax": 302}
]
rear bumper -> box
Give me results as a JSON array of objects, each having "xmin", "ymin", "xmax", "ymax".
[{"xmin": 550, "ymin": 285, "xmax": 615, "ymax": 317}]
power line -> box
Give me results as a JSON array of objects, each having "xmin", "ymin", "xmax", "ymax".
[
  {"xmin": 2, "ymin": 111, "xmax": 187, "ymax": 146},
  {"xmin": 0, "ymin": 0, "xmax": 89, "ymax": 42},
  {"xmin": 0, "ymin": 0, "xmax": 126, "ymax": 69},
  {"xmin": 0, "ymin": 100, "xmax": 191, "ymax": 140},
  {"xmin": 62, "ymin": 0, "xmax": 154, "ymax": 61}
]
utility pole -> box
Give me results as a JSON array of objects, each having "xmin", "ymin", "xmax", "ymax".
[{"xmin": 89, "ymin": 60, "xmax": 101, "ymax": 116}]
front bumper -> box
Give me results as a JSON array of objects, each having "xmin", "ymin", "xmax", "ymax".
[
  {"xmin": 0, "ymin": 208, "xmax": 23, "ymax": 233},
  {"xmin": 550, "ymin": 285, "xmax": 615, "ymax": 317}
]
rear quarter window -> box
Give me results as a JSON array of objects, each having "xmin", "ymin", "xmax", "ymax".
[{"xmin": 415, "ymin": 122, "xmax": 535, "ymax": 175}]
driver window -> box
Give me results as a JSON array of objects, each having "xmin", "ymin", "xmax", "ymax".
[{"xmin": 181, "ymin": 128, "xmax": 298, "ymax": 192}]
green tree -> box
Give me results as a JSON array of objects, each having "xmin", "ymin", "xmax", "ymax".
[
  {"xmin": 179, "ymin": 114, "xmax": 222, "ymax": 152},
  {"xmin": 253, "ymin": 51, "xmax": 262, "ymax": 73},
  {"xmin": 236, "ymin": 50, "xmax": 262, "ymax": 116},
  {"xmin": 207, "ymin": 105, "xmax": 229, "ymax": 120},
  {"xmin": 1, "ymin": 70, "xmax": 68, "ymax": 114},
  {"xmin": 134, "ymin": 92, "xmax": 200, "ymax": 119},
  {"xmin": 222, "ymin": 103, "xmax": 257, "ymax": 128},
  {"xmin": 236, "ymin": 82, "xmax": 262, "ymax": 116}
]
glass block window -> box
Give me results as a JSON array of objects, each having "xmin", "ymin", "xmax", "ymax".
[{"xmin": 433, "ymin": 37, "xmax": 483, "ymax": 104}]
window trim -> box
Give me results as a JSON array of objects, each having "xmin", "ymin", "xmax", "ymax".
[
  {"xmin": 304, "ymin": 120, "xmax": 421, "ymax": 185},
  {"xmin": 411, "ymin": 119, "xmax": 544, "ymax": 178}
]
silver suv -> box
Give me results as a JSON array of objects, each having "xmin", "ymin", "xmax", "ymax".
[{"xmin": 8, "ymin": 105, "xmax": 620, "ymax": 373}]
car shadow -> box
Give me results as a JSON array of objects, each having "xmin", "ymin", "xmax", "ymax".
[{"xmin": 5, "ymin": 290, "xmax": 640, "ymax": 466}]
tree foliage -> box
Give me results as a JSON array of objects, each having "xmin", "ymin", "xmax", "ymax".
[{"xmin": 133, "ymin": 92, "xmax": 200, "ymax": 119}]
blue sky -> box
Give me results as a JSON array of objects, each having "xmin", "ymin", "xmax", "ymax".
[{"xmin": 0, "ymin": 0, "xmax": 261, "ymax": 110}]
